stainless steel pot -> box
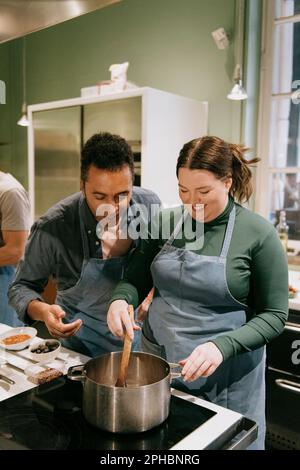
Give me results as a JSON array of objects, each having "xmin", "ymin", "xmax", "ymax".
[{"xmin": 67, "ymin": 351, "xmax": 181, "ymax": 433}]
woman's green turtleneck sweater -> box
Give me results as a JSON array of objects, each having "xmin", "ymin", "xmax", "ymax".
[{"xmin": 110, "ymin": 198, "xmax": 289, "ymax": 361}]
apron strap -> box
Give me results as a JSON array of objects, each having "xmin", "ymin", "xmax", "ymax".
[
  {"xmin": 220, "ymin": 205, "xmax": 236, "ymax": 259},
  {"xmin": 79, "ymin": 196, "xmax": 92, "ymax": 260},
  {"xmin": 161, "ymin": 204, "xmax": 236, "ymax": 259},
  {"xmin": 163, "ymin": 208, "xmax": 188, "ymax": 249}
]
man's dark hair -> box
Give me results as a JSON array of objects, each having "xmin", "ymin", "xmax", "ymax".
[{"xmin": 81, "ymin": 132, "xmax": 134, "ymax": 181}]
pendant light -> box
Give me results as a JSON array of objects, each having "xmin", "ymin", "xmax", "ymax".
[
  {"xmin": 227, "ymin": 64, "xmax": 248, "ymax": 101},
  {"xmin": 17, "ymin": 37, "xmax": 29, "ymax": 127}
]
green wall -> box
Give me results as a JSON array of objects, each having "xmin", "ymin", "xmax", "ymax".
[
  {"xmin": 0, "ymin": 42, "xmax": 13, "ymax": 174},
  {"xmin": 0, "ymin": 0, "xmax": 239, "ymax": 188}
]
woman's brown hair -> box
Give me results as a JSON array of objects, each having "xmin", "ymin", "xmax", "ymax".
[{"xmin": 176, "ymin": 136, "xmax": 260, "ymax": 203}]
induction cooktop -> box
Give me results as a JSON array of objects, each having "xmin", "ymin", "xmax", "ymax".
[{"xmin": 0, "ymin": 377, "xmax": 218, "ymax": 450}]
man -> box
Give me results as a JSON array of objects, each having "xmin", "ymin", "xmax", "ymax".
[
  {"xmin": 9, "ymin": 132, "xmax": 160, "ymax": 356},
  {"xmin": 0, "ymin": 171, "xmax": 30, "ymax": 327}
]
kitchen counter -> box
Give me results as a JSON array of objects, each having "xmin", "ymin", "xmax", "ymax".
[
  {"xmin": 0, "ymin": 323, "xmax": 89, "ymax": 402},
  {"xmin": 289, "ymin": 269, "xmax": 300, "ymax": 311},
  {"xmin": 0, "ymin": 323, "xmax": 257, "ymax": 450}
]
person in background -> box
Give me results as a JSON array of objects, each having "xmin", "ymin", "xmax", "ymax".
[
  {"xmin": 0, "ymin": 171, "xmax": 30, "ymax": 327},
  {"xmin": 107, "ymin": 136, "xmax": 289, "ymax": 450},
  {"xmin": 9, "ymin": 132, "xmax": 160, "ymax": 357}
]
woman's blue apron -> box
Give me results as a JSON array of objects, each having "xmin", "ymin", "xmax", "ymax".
[{"xmin": 141, "ymin": 206, "xmax": 266, "ymax": 449}]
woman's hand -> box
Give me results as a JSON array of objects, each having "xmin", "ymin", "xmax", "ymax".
[
  {"xmin": 107, "ymin": 300, "xmax": 141, "ymax": 340},
  {"xmin": 179, "ymin": 342, "xmax": 223, "ymax": 382},
  {"xmin": 137, "ymin": 287, "xmax": 154, "ymax": 322}
]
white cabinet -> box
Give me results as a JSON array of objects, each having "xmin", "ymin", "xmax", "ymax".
[{"xmin": 28, "ymin": 87, "xmax": 208, "ymax": 219}]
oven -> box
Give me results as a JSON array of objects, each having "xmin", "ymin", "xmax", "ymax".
[{"xmin": 266, "ymin": 309, "xmax": 300, "ymax": 450}]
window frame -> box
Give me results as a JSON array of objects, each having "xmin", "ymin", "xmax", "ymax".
[{"xmin": 256, "ymin": 0, "xmax": 300, "ymax": 246}]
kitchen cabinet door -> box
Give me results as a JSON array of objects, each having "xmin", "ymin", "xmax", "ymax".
[
  {"xmin": 83, "ymin": 98, "xmax": 142, "ymax": 187},
  {"xmin": 32, "ymin": 107, "xmax": 81, "ymax": 219}
]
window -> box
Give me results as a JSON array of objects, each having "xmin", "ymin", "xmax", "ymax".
[{"xmin": 257, "ymin": 0, "xmax": 300, "ymax": 242}]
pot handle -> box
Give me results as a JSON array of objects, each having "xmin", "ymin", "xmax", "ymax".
[
  {"xmin": 169, "ymin": 362, "xmax": 182, "ymax": 380},
  {"xmin": 67, "ymin": 364, "xmax": 86, "ymax": 383}
]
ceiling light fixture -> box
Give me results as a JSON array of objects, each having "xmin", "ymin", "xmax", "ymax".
[
  {"xmin": 227, "ymin": 64, "xmax": 248, "ymax": 101},
  {"xmin": 17, "ymin": 37, "xmax": 29, "ymax": 127}
]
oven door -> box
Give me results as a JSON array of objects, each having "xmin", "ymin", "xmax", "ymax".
[
  {"xmin": 267, "ymin": 321, "xmax": 300, "ymax": 376},
  {"xmin": 266, "ymin": 368, "xmax": 300, "ymax": 450}
]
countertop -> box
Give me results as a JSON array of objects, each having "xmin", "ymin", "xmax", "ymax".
[
  {"xmin": 289, "ymin": 269, "xmax": 300, "ymax": 311},
  {"xmin": 0, "ymin": 323, "xmax": 89, "ymax": 402},
  {"xmin": 0, "ymin": 323, "xmax": 255, "ymax": 450}
]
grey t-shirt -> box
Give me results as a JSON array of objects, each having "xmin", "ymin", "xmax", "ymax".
[{"xmin": 0, "ymin": 173, "xmax": 31, "ymax": 246}]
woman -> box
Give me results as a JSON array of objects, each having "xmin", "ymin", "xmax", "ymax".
[{"xmin": 107, "ymin": 136, "xmax": 289, "ymax": 450}]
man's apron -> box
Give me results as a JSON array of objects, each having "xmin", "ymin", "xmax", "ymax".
[{"xmin": 56, "ymin": 198, "xmax": 138, "ymax": 357}]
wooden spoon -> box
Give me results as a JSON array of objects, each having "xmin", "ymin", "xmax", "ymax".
[{"xmin": 115, "ymin": 305, "xmax": 134, "ymax": 387}]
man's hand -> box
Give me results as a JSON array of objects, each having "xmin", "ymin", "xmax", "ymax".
[
  {"xmin": 179, "ymin": 342, "xmax": 223, "ymax": 382},
  {"xmin": 28, "ymin": 300, "xmax": 82, "ymax": 338},
  {"xmin": 107, "ymin": 300, "xmax": 140, "ymax": 340}
]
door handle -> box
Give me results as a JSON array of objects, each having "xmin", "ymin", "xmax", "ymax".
[
  {"xmin": 275, "ymin": 378, "xmax": 300, "ymax": 394},
  {"xmin": 223, "ymin": 417, "xmax": 258, "ymax": 450},
  {"xmin": 285, "ymin": 323, "xmax": 300, "ymax": 333}
]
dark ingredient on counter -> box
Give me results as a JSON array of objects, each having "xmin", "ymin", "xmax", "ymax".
[{"xmin": 31, "ymin": 341, "xmax": 59, "ymax": 354}]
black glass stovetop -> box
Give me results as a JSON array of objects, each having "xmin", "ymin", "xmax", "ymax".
[{"xmin": 0, "ymin": 377, "xmax": 216, "ymax": 450}]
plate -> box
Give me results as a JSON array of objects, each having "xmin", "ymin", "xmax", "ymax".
[{"xmin": 0, "ymin": 327, "xmax": 37, "ymax": 351}]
